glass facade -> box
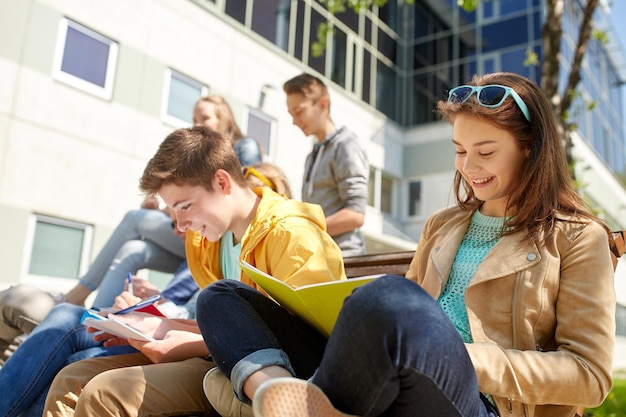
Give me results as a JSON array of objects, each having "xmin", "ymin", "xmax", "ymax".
[{"xmin": 199, "ymin": 0, "xmax": 626, "ymax": 182}]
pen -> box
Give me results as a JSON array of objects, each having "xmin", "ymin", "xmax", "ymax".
[
  {"xmin": 127, "ymin": 272, "xmax": 133, "ymax": 297},
  {"xmin": 113, "ymin": 294, "xmax": 162, "ymax": 315}
]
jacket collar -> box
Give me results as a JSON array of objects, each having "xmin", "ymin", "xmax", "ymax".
[{"xmin": 429, "ymin": 213, "xmax": 540, "ymax": 289}]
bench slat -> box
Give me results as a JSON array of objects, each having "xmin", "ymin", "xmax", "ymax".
[
  {"xmin": 343, "ymin": 229, "xmax": 626, "ymax": 280},
  {"xmin": 344, "ymin": 250, "xmax": 414, "ymax": 278}
]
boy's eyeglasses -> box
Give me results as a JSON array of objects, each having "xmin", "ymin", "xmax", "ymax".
[
  {"xmin": 243, "ymin": 166, "xmax": 273, "ymax": 189},
  {"xmin": 447, "ymin": 84, "xmax": 531, "ymax": 122}
]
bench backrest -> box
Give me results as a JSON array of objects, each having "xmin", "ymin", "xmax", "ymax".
[
  {"xmin": 344, "ymin": 250, "xmax": 414, "ymax": 278},
  {"xmin": 343, "ymin": 230, "xmax": 625, "ymax": 279}
]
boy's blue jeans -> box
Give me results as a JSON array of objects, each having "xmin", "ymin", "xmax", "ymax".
[
  {"xmin": 79, "ymin": 208, "xmax": 186, "ymax": 308},
  {"xmin": 0, "ymin": 303, "xmax": 135, "ymax": 417},
  {"xmin": 196, "ymin": 276, "xmax": 495, "ymax": 416}
]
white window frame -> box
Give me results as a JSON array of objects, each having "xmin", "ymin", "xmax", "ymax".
[
  {"xmin": 380, "ymin": 172, "xmax": 396, "ymax": 216},
  {"xmin": 21, "ymin": 214, "xmax": 93, "ymax": 291},
  {"xmin": 52, "ymin": 18, "xmax": 118, "ymax": 100},
  {"xmin": 161, "ymin": 68, "xmax": 209, "ymax": 127},
  {"xmin": 243, "ymin": 107, "xmax": 276, "ymax": 157},
  {"xmin": 367, "ymin": 167, "xmax": 397, "ymax": 216}
]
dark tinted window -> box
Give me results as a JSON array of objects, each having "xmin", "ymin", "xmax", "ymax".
[{"xmin": 62, "ymin": 26, "xmax": 110, "ymax": 87}]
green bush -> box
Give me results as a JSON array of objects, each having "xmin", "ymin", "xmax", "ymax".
[{"xmin": 584, "ymin": 377, "xmax": 626, "ymax": 417}]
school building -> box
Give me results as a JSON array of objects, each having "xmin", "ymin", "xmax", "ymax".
[{"xmin": 0, "ymin": 0, "xmax": 625, "ymax": 368}]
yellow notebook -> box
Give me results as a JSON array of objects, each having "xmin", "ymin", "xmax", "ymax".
[{"xmin": 241, "ymin": 261, "xmax": 380, "ymax": 338}]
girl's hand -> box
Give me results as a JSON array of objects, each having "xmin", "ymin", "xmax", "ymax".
[
  {"xmin": 130, "ymin": 278, "xmax": 161, "ymax": 300},
  {"xmin": 111, "ymin": 312, "xmax": 167, "ymax": 339},
  {"xmin": 113, "ymin": 291, "xmax": 140, "ymax": 310}
]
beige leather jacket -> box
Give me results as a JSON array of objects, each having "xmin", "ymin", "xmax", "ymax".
[{"xmin": 406, "ymin": 206, "xmax": 615, "ymax": 417}]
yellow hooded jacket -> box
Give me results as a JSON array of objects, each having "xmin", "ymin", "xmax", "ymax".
[{"xmin": 185, "ymin": 187, "xmax": 346, "ymax": 290}]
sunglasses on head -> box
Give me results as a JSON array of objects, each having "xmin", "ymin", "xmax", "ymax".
[
  {"xmin": 243, "ymin": 166, "xmax": 273, "ymax": 189},
  {"xmin": 447, "ymin": 84, "xmax": 531, "ymax": 122}
]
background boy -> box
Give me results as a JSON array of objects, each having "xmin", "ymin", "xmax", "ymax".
[{"xmin": 284, "ymin": 73, "xmax": 369, "ymax": 256}]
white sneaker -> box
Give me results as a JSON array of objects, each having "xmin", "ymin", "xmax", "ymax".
[
  {"xmin": 203, "ymin": 367, "xmax": 253, "ymax": 417},
  {"xmin": 252, "ymin": 377, "xmax": 357, "ymax": 417}
]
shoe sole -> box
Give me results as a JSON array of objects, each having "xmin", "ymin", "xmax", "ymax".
[{"xmin": 253, "ymin": 378, "xmax": 354, "ymax": 417}]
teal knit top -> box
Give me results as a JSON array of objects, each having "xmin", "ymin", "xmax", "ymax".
[{"xmin": 437, "ymin": 210, "xmax": 506, "ymax": 343}]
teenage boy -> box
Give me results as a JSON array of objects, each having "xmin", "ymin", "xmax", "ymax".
[
  {"xmin": 284, "ymin": 73, "xmax": 369, "ymax": 256},
  {"xmin": 42, "ymin": 126, "xmax": 345, "ymax": 417}
]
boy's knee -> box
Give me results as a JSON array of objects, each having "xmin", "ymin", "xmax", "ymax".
[{"xmin": 198, "ymin": 280, "xmax": 243, "ymax": 305}]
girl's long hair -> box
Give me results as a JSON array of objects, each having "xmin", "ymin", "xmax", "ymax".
[{"xmin": 437, "ymin": 72, "xmax": 608, "ymax": 244}]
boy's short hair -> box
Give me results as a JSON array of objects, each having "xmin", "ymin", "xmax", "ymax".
[
  {"xmin": 283, "ymin": 73, "xmax": 329, "ymax": 104},
  {"xmin": 140, "ymin": 126, "xmax": 246, "ymax": 196}
]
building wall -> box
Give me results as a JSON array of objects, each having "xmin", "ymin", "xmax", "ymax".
[
  {"xmin": 0, "ymin": 0, "xmax": 624, "ymax": 368},
  {"xmin": 0, "ymin": 0, "xmax": 398, "ymax": 291}
]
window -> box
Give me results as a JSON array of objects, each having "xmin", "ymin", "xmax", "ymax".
[
  {"xmin": 225, "ymin": 0, "xmax": 247, "ymax": 24},
  {"xmin": 52, "ymin": 18, "xmax": 118, "ymax": 99},
  {"xmin": 162, "ymin": 69, "xmax": 209, "ymax": 126},
  {"xmin": 368, "ymin": 167, "xmax": 378, "ymax": 207},
  {"xmin": 308, "ymin": 7, "xmax": 327, "ymax": 74},
  {"xmin": 330, "ymin": 27, "xmax": 348, "ymax": 88},
  {"xmin": 617, "ymin": 303, "xmax": 626, "ymax": 337},
  {"xmin": 245, "ymin": 108, "xmax": 275, "ymax": 157},
  {"xmin": 367, "ymin": 167, "xmax": 395, "ymax": 215},
  {"xmin": 381, "ymin": 175, "xmax": 393, "ymax": 214},
  {"xmin": 251, "ymin": 0, "xmax": 291, "ymax": 52},
  {"xmin": 408, "ymin": 180, "xmax": 422, "ymax": 217},
  {"xmin": 24, "ymin": 215, "xmax": 93, "ymax": 285}
]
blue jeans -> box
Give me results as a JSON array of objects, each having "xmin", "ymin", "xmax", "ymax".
[
  {"xmin": 198, "ymin": 277, "xmax": 495, "ymax": 417},
  {"xmin": 196, "ymin": 280, "xmax": 327, "ymax": 402},
  {"xmin": 312, "ymin": 275, "xmax": 495, "ymax": 417},
  {"xmin": 79, "ymin": 209, "xmax": 185, "ymax": 308},
  {"xmin": 0, "ymin": 303, "xmax": 135, "ymax": 417}
]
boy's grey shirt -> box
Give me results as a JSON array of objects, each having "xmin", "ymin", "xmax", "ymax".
[{"xmin": 302, "ymin": 126, "xmax": 369, "ymax": 256}]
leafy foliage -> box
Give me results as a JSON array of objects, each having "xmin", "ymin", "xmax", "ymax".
[
  {"xmin": 311, "ymin": 0, "xmax": 420, "ymax": 57},
  {"xmin": 318, "ymin": 0, "xmax": 390, "ymax": 14}
]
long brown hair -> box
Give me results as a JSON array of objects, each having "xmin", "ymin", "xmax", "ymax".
[
  {"xmin": 244, "ymin": 163, "xmax": 293, "ymax": 198},
  {"xmin": 436, "ymin": 72, "xmax": 608, "ymax": 244},
  {"xmin": 194, "ymin": 95, "xmax": 245, "ymax": 145}
]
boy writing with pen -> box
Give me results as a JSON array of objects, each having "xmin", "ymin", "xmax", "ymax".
[
  {"xmin": 0, "ymin": 208, "xmax": 199, "ymax": 417},
  {"xmin": 43, "ymin": 127, "xmax": 344, "ymax": 417}
]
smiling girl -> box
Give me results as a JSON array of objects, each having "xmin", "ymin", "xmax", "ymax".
[{"xmin": 252, "ymin": 72, "xmax": 617, "ymax": 417}]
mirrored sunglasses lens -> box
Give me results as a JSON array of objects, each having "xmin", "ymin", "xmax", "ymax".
[
  {"xmin": 449, "ymin": 86, "xmax": 473, "ymax": 103},
  {"xmin": 478, "ymin": 86, "xmax": 507, "ymax": 106}
]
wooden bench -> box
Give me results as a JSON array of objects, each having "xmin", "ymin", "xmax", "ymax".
[
  {"xmin": 343, "ymin": 230, "xmax": 626, "ymax": 278},
  {"xmin": 343, "ymin": 250, "xmax": 415, "ymax": 278},
  {"xmin": 612, "ymin": 231, "xmax": 626, "ymax": 267}
]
